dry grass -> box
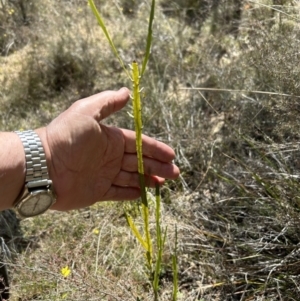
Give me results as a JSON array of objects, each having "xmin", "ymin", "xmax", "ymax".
[{"xmin": 1, "ymin": 0, "xmax": 300, "ymax": 300}]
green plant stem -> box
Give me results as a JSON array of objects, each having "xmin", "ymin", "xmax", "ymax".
[
  {"xmin": 132, "ymin": 61, "xmax": 152, "ymax": 270},
  {"xmin": 172, "ymin": 225, "xmax": 178, "ymax": 301},
  {"xmin": 153, "ymin": 183, "xmax": 167, "ymax": 301}
]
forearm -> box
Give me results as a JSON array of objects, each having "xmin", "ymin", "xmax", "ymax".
[{"xmin": 0, "ymin": 132, "xmax": 25, "ymax": 211}]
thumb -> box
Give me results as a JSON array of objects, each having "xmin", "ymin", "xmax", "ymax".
[
  {"xmin": 99, "ymin": 87, "xmax": 130, "ymax": 120},
  {"xmin": 74, "ymin": 87, "xmax": 130, "ymax": 122}
]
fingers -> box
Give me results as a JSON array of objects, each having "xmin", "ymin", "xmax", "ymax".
[
  {"xmin": 102, "ymin": 179, "xmax": 165, "ymax": 201},
  {"xmin": 72, "ymin": 87, "xmax": 130, "ymax": 122},
  {"xmin": 121, "ymin": 129, "xmax": 176, "ymax": 163},
  {"xmin": 121, "ymin": 154, "xmax": 180, "ymax": 180},
  {"xmin": 102, "ymin": 186, "xmax": 141, "ymax": 201},
  {"xmin": 119, "ymin": 128, "xmax": 180, "ymax": 179},
  {"xmin": 113, "ymin": 170, "xmax": 165, "ymax": 188}
]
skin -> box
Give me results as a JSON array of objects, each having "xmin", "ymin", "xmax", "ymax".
[{"xmin": 0, "ymin": 87, "xmax": 180, "ymax": 212}]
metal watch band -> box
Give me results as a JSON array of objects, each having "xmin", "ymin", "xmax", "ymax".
[{"xmin": 15, "ymin": 130, "xmax": 50, "ymax": 185}]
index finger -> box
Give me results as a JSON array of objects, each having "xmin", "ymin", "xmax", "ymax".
[{"xmin": 121, "ymin": 129, "xmax": 176, "ymax": 162}]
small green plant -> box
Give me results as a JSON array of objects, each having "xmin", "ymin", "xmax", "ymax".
[{"xmin": 88, "ymin": 0, "xmax": 177, "ymax": 299}]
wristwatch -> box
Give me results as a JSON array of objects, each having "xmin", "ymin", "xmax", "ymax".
[{"xmin": 13, "ymin": 130, "xmax": 56, "ymax": 218}]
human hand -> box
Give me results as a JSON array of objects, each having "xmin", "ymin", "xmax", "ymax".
[{"xmin": 36, "ymin": 88, "xmax": 179, "ymax": 211}]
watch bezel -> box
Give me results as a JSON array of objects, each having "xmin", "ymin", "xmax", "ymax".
[{"xmin": 15, "ymin": 187, "xmax": 56, "ymax": 218}]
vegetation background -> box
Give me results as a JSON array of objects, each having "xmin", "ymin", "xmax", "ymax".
[{"xmin": 1, "ymin": 0, "xmax": 300, "ymax": 300}]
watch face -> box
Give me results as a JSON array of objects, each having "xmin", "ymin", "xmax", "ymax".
[{"xmin": 19, "ymin": 190, "xmax": 54, "ymax": 218}]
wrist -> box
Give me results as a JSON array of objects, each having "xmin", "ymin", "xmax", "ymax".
[
  {"xmin": 34, "ymin": 127, "xmax": 53, "ymax": 181},
  {"xmin": 0, "ymin": 132, "xmax": 26, "ymax": 210},
  {"xmin": 12, "ymin": 128, "xmax": 57, "ymax": 217},
  {"xmin": 34, "ymin": 127, "xmax": 56, "ymax": 200}
]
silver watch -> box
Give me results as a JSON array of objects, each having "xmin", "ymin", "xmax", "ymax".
[{"xmin": 14, "ymin": 130, "xmax": 56, "ymax": 218}]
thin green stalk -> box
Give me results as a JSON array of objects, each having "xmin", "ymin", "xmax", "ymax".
[
  {"xmin": 132, "ymin": 61, "xmax": 152, "ymax": 269},
  {"xmin": 172, "ymin": 225, "xmax": 178, "ymax": 301},
  {"xmin": 153, "ymin": 183, "xmax": 167, "ymax": 300}
]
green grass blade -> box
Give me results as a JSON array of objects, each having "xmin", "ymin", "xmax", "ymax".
[
  {"xmin": 155, "ymin": 184, "xmax": 168, "ymax": 254},
  {"xmin": 172, "ymin": 225, "xmax": 178, "ymax": 301},
  {"xmin": 140, "ymin": 0, "xmax": 155, "ymax": 77},
  {"xmin": 124, "ymin": 211, "xmax": 148, "ymax": 251},
  {"xmin": 88, "ymin": 0, "xmax": 130, "ymax": 78},
  {"xmin": 172, "ymin": 254, "xmax": 178, "ymax": 301},
  {"xmin": 153, "ymin": 258, "xmax": 161, "ymax": 300},
  {"xmin": 153, "ymin": 184, "xmax": 168, "ymax": 299},
  {"xmin": 153, "ymin": 184, "xmax": 162, "ymax": 295},
  {"xmin": 155, "ymin": 183, "xmax": 161, "ymax": 248}
]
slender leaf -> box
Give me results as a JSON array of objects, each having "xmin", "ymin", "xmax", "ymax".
[
  {"xmin": 125, "ymin": 212, "xmax": 148, "ymax": 251},
  {"xmin": 141, "ymin": 0, "xmax": 155, "ymax": 77},
  {"xmin": 88, "ymin": 0, "xmax": 130, "ymax": 78},
  {"xmin": 153, "ymin": 184, "xmax": 162, "ymax": 296},
  {"xmin": 155, "ymin": 183, "xmax": 161, "ymax": 248},
  {"xmin": 153, "ymin": 184, "xmax": 168, "ymax": 299},
  {"xmin": 172, "ymin": 254, "xmax": 178, "ymax": 301},
  {"xmin": 172, "ymin": 225, "xmax": 178, "ymax": 301}
]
